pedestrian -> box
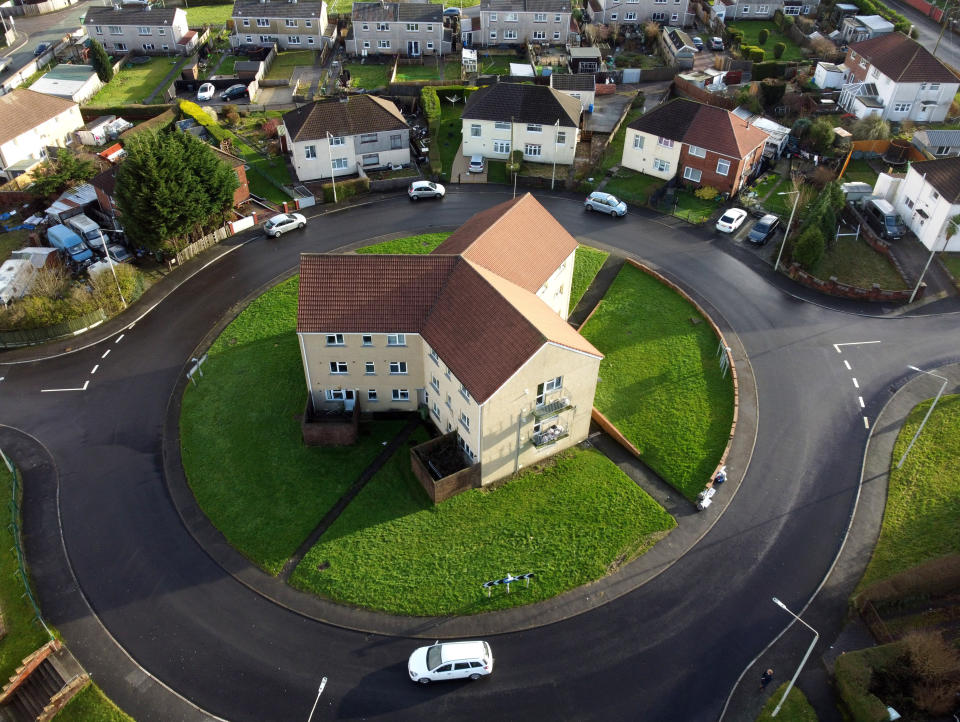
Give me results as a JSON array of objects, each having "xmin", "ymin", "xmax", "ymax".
[{"xmin": 760, "ymin": 668, "xmax": 774, "ymax": 690}]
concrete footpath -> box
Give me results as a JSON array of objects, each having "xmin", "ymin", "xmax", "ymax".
[{"xmin": 721, "ymin": 363, "xmax": 960, "ymax": 722}]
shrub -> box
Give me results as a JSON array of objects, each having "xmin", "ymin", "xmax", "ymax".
[
  {"xmin": 851, "ymin": 115, "xmax": 890, "ymax": 140},
  {"xmin": 835, "ymin": 643, "xmax": 905, "ymax": 722},
  {"xmin": 320, "ymin": 175, "xmax": 369, "ymax": 203},
  {"xmin": 728, "ymin": 28, "xmax": 743, "ymax": 46},
  {"xmin": 260, "ymin": 117, "xmax": 280, "ymax": 138},
  {"xmin": 741, "ymin": 44, "xmax": 765, "ymax": 62},
  {"xmin": 421, "ymin": 86, "xmax": 441, "ymax": 128},
  {"xmin": 753, "ymin": 61, "xmax": 788, "ymax": 80},
  {"xmin": 793, "ymin": 224, "xmax": 825, "ymax": 268},
  {"xmin": 759, "ymin": 80, "xmax": 786, "ymax": 108},
  {"xmin": 694, "ymin": 186, "xmax": 719, "ymax": 200},
  {"xmin": 806, "ymin": 117, "xmax": 836, "ymax": 154},
  {"xmin": 758, "ymin": 28, "xmax": 769, "ymax": 45},
  {"xmin": 782, "ymin": 14, "xmax": 794, "ymax": 28},
  {"xmin": 89, "ymin": 264, "xmax": 142, "ymax": 315},
  {"xmin": 773, "ymin": 42, "xmax": 786, "ymax": 59}
]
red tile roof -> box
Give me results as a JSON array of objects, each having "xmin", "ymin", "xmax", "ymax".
[
  {"xmin": 627, "ymin": 98, "xmax": 770, "ymax": 159},
  {"xmin": 282, "ymin": 95, "xmax": 407, "ymax": 142},
  {"xmin": 433, "ymin": 193, "xmax": 579, "ymax": 293},
  {"xmin": 850, "ymin": 33, "xmax": 959, "ymax": 84}
]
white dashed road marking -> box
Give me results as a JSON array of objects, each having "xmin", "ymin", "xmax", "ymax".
[
  {"xmin": 858, "ymin": 396, "xmax": 865, "ymax": 408},
  {"xmin": 115, "ymin": 334, "xmax": 125, "ymax": 343},
  {"xmin": 833, "ymin": 341, "xmax": 881, "ymax": 353},
  {"xmin": 41, "ymin": 380, "xmax": 89, "ymax": 393},
  {"xmin": 91, "ymin": 365, "xmax": 99, "ymax": 375},
  {"xmin": 101, "ymin": 349, "xmax": 111, "ymax": 359},
  {"xmin": 852, "ymin": 378, "xmax": 859, "ymax": 389},
  {"xmin": 844, "ymin": 360, "xmax": 851, "ymax": 370},
  {"xmin": 863, "ymin": 417, "xmax": 870, "ymax": 429}
]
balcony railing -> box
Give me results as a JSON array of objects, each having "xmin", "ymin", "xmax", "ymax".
[
  {"xmin": 532, "ymin": 424, "xmax": 568, "ymax": 448},
  {"xmin": 532, "ymin": 397, "xmax": 571, "ymax": 420}
]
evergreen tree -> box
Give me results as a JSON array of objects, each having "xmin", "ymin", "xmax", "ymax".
[
  {"xmin": 30, "ymin": 148, "xmax": 95, "ymax": 196},
  {"xmin": 89, "ymin": 38, "xmax": 114, "ymax": 83}
]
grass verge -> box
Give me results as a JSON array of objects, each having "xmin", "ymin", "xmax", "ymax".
[
  {"xmin": 756, "ymin": 684, "xmax": 818, "ymax": 721},
  {"xmin": 727, "ymin": 21, "xmax": 805, "ymax": 61},
  {"xmin": 603, "ymin": 169, "xmax": 665, "ymax": 206},
  {"xmin": 52, "ymin": 682, "xmax": 135, "ymax": 722},
  {"xmin": 857, "ymin": 394, "xmax": 960, "ymax": 589},
  {"xmin": 672, "ymin": 190, "xmax": 720, "ymax": 225},
  {"xmin": 569, "ymin": 245, "xmax": 609, "ymax": 314},
  {"xmin": 90, "ymin": 56, "xmax": 187, "ymax": 105},
  {"xmin": 436, "ymin": 102, "xmax": 463, "ymax": 180},
  {"xmin": 580, "ymin": 264, "xmax": 735, "ymax": 500},
  {"xmin": 291, "ymin": 445, "xmax": 675, "ymax": 615},
  {"xmin": 809, "ymin": 236, "xmax": 907, "ymax": 290},
  {"xmin": 356, "ymin": 232, "xmax": 450, "ymax": 255},
  {"xmin": 942, "ymin": 252, "xmax": 960, "ymax": 283},
  {"xmin": 180, "ymin": 276, "xmax": 407, "ymax": 574}
]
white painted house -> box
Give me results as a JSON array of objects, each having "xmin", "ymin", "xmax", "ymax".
[
  {"xmin": 0, "ymin": 90, "xmax": 84, "ymax": 181},
  {"xmin": 877, "ymin": 157, "xmax": 960, "ymax": 252}
]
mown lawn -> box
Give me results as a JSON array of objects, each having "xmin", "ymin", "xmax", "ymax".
[
  {"xmin": 603, "ymin": 169, "xmax": 665, "ymax": 206},
  {"xmin": 185, "ymin": 3, "xmax": 234, "ymax": 27},
  {"xmin": 673, "ymin": 190, "xmax": 721, "ymax": 224},
  {"xmin": 265, "ymin": 50, "xmax": 317, "ymax": 80},
  {"xmin": 357, "ymin": 232, "xmax": 450, "ymax": 255},
  {"xmin": 756, "ymin": 684, "xmax": 818, "ymax": 721},
  {"xmin": 53, "ymin": 682, "xmax": 134, "ymax": 722},
  {"xmin": 487, "ymin": 160, "xmax": 508, "ymax": 183},
  {"xmin": 89, "ymin": 56, "xmax": 187, "ymax": 105},
  {"xmin": 841, "ymin": 158, "xmax": 880, "ymax": 187},
  {"xmin": 809, "ymin": 236, "xmax": 908, "ymax": 290},
  {"xmin": 476, "ymin": 52, "xmax": 516, "ymax": 76},
  {"xmin": 343, "ymin": 63, "xmax": 392, "ymax": 90},
  {"xmin": 596, "ymin": 106, "xmax": 645, "ymax": 178},
  {"xmin": 0, "ymin": 228, "xmax": 31, "ymax": 264},
  {"xmin": 291, "ymin": 445, "xmax": 675, "ymax": 615},
  {"xmin": 941, "ymin": 252, "xmax": 960, "ymax": 281},
  {"xmin": 329, "ymin": 0, "xmax": 479, "ymax": 8},
  {"xmin": 180, "ymin": 276, "xmax": 407, "ymax": 574},
  {"xmin": 569, "ymin": 245, "xmax": 609, "ymax": 314},
  {"xmin": 394, "ymin": 61, "xmax": 462, "ymax": 82},
  {"xmin": 858, "ymin": 394, "xmax": 960, "ymax": 589},
  {"xmin": 436, "ymin": 102, "xmax": 464, "ymax": 180},
  {"xmin": 580, "ymin": 264, "xmax": 735, "ymax": 500},
  {"xmin": 728, "ymin": 21, "xmax": 805, "ymax": 61}
]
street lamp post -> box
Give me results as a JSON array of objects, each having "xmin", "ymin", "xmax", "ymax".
[
  {"xmin": 325, "ymin": 131, "xmax": 338, "ymax": 203},
  {"xmin": 897, "ymin": 365, "xmax": 950, "ymax": 469},
  {"xmin": 306, "ymin": 676, "xmax": 327, "ymax": 722},
  {"xmin": 96, "ymin": 229, "xmax": 128, "ymax": 309},
  {"xmin": 773, "ymin": 189, "xmax": 800, "ymax": 274},
  {"xmin": 771, "ymin": 597, "xmax": 819, "ymax": 718}
]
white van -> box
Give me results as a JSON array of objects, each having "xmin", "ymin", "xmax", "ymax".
[{"xmin": 66, "ymin": 214, "xmax": 104, "ymax": 246}]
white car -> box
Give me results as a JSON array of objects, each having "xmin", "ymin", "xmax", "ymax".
[
  {"xmin": 468, "ymin": 155, "xmax": 485, "ymax": 174},
  {"xmin": 408, "ymin": 641, "xmax": 493, "ymax": 685},
  {"xmin": 196, "ymin": 83, "xmax": 215, "ymax": 102},
  {"xmin": 264, "ymin": 213, "xmax": 306, "ymax": 238},
  {"xmin": 584, "ymin": 191, "xmax": 627, "ymax": 217},
  {"xmin": 408, "ymin": 180, "xmax": 445, "ymax": 200},
  {"xmin": 105, "ymin": 243, "xmax": 134, "ymax": 263},
  {"xmin": 715, "ymin": 208, "xmax": 748, "ymax": 233}
]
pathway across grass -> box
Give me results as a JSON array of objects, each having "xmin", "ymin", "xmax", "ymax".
[
  {"xmin": 291, "ymin": 445, "xmax": 675, "ymax": 615},
  {"xmin": 580, "ymin": 264, "xmax": 735, "ymax": 500}
]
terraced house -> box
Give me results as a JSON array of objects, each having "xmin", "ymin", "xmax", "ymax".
[
  {"xmin": 592, "ymin": 0, "xmax": 694, "ymax": 27},
  {"xmin": 83, "ymin": 6, "xmax": 196, "ymax": 55},
  {"xmin": 348, "ymin": 1, "xmax": 449, "ymax": 56},
  {"xmin": 479, "ymin": 0, "xmax": 574, "ymax": 47},
  {"xmin": 296, "ymin": 194, "xmax": 602, "ymax": 495},
  {"xmin": 230, "ymin": 0, "xmax": 333, "ymax": 50}
]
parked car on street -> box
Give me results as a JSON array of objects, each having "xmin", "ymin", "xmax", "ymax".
[
  {"xmin": 692, "ymin": 36, "xmax": 704, "ymax": 51},
  {"xmin": 710, "ymin": 37, "xmax": 724, "ymax": 51},
  {"xmin": 408, "ymin": 180, "xmax": 445, "ymax": 200},
  {"xmin": 408, "ymin": 641, "xmax": 493, "ymax": 684},
  {"xmin": 747, "ymin": 214, "xmax": 780, "ymax": 245},
  {"xmin": 197, "ymin": 83, "xmax": 215, "ymax": 101},
  {"xmin": 715, "ymin": 208, "xmax": 748, "ymax": 233},
  {"xmin": 468, "ymin": 155, "xmax": 484, "ymax": 174},
  {"xmin": 219, "ymin": 83, "xmax": 247, "ymax": 101},
  {"xmin": 263, "ymin": 213, "xmax": 306, "ymax": 238},
  {"xmin": 443, "ymin": 6, "xmax": 461, "ymax": 15},
  {"xmin": 584, "ymin": 191, "xmax": 627, "ymax": 217}
]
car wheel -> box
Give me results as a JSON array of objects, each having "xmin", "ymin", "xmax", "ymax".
[
  {"xmin": 411, "ymin": 195, "xmax": 419, "ymax": 201},
  {"xmin": 271, "ymin": 231, "xmax": 281, "ymax": 238},
  {"xmin": 298, "ymin": 222, "xmax": 305, "ymax": 230},
  {"xmin": 469, "ymin": 673, "xmax": 482, "ymax": 681},
  {"xmin": 584, "ymin": 204, "xmax": 591, "ymax": 212},
  {"xmin": 418, "ymin": 678, "xmax": 430, "ymax": 685}
]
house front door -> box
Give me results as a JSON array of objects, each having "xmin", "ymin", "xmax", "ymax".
[
  {"xmin": 408, "ymin": 40, "xmax": 420, "ymax": 56},
  {"xmin": 343, "ymin": 389, "xmax": 356, "ymax": 411}
]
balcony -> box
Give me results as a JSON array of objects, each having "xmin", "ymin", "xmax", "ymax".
[
  {"xmin": 532, "ymin": 397, "xmax": 571, "ymax": 420},
  {"xmin": 532, "ymin": 423, "xmax": 568, "ymax": 448}
]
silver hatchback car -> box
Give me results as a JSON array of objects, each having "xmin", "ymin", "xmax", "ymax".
[
  {"xmin": 584, "ymin": 191, "xmax": 627, "ymax": 217},
  {"xmin": 264, "ymin": 213, "xmax": 306, "ymax": 238}
]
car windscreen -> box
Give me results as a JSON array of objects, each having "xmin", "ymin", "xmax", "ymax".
[
  {"xmin": 426, "ymin": 646, "xmax": 443, "ymax": 670},
  {"xmin": 755, "ymin": 221, "xmax": 772, "ymax": 233},
  {"xmin": 720, "ymin": 213, "xmax": 736, "ymax": 223}
]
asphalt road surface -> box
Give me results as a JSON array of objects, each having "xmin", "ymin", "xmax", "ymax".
[{"xmin": 2, "ymin": 189, "xmax": 958, "ymax": 721}]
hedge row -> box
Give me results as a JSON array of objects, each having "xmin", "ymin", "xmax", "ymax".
[
  {"xmin": 850, "ymin": 0, "xmax": 910, "ymax": 33},
  {"xmin": 80, "ymin": 104, "xmax": 173, "ymax": 122},
  {"xmin": 319, "ymin": 175, "xmax": 369, "ymax": 203},
  {"xmin": 835, "ymin": 642, "xmax": 907, "ymax": 722}
]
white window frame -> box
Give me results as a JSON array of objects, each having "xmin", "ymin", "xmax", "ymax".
[
  {"xmin": 329, "ymin": 361, "xmax": 348, "ymax": 374},
  {"xmin": 378, "ymin": 39, "xmax": 390, "ymax": 49},
  {"xmin": 387, "ymin": 333, "xmax": 406, "ymax": 346},
  {"xmin": 368, "ymin": 389, "xmax": 378, "ymax": 402},
  {"xmin": 633, "ymin": 134, "xmax": 644, "ymax": 149},
  {"xmin": 527, "ymin": 123, "xmax": 542, "ymax": 133},
  {"xmin": 362, "ymin": 334, "xmax": 373, "ymax": 346},
  {"xmin": 534, "ymin": 12, "xmax": 547, "ymax": 21},
  {"xmin": 365, "ymin": 361, "xmax": 375, "ymax": 374},
  {"xmin": 257, "ymin": 18, "xmax": 269, "ymax": 26},
  {"xmin": 893, "ymin": 102, "xmax": 912, "ymax": 113},
  {"xmin": 325, "ymin": 333, "xmax": 343, "ymax": 345},
  {"xmin": 495, "ymin": 121, "xmax": 511, "ymax": 131},
  {"xmin": 406, "ymin": 23, "xmax": 420, "ymax": 31},
  {"xmin": 716, "ymin": 158, "xmax": 731, "ymax": 176},
  {"xmin": 653, "ymin": 158, "xmax": 670, "ymax": 172},
  {"xmin": 377, "ymin": 22, "xmax": 390, "ymax": 31},
  {"xmin": 288, "ymin": 36, "xmax": 301, "ymax": 45},
  {"xmin": 286, "ymin": 18, "xmax": 297, "ymax": 27},
  {"xmin": 556, "ymin": 131, "xmax": 566, "ymax": 144},
  {"xmin": 493, "ymin": 140, "xmax": 511, "ymax": 154},
  {"xmin": 331, "ymin": 157, "xmax": 348, "ymax": 170},
  {"xmin": 138, "ymin": 26, "xmax": 151, "ymax": 35},
  {"xmin": 471, "ymin": 124, "xmax": 482, "ymax": 137},
  {"xmin": 658, "ymin": 136, "xmax": 674, "ymax": 148},
  {"xmin": 389, "ymin": 361, "xmax": 408, "ymax": 374},
  {"xmin": 688, "ymin": 145, "xmax": 706, "ymax": 158},
  {"xmin": 504, "ymin": 29, "xmax": 518, "ymax": 39},
  {"xmin": 325, "ymin": 389, "xmax": 348, "ymax": 401},
  {"xmin": 305, "ymin": 145, "xmax": 317, "ymax": 159},
  {"xmin": 459, "ymin": 411, "xmax": 471, "ymax": 430},
  {"xmin": 532, "ymin": 30, "xmax": 545, "ymax": 40},
  {"xmin": 524, "ymin": 143, "xmax": 542, "ymax": 157},
  {"xmin": 392, "ymin": 388, "xmax": 410, "ymax": 401},
  {"xmin": 553, "ymin": 31, "xmax": 561, "ymax": 39},
  {"xmin": 683, "ymin": 166, "xmax": 702, "ymax": 182}
]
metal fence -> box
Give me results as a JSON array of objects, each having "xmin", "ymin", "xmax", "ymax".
[
  {"xmin": 2, "ymin": 448, "xmax": 54, "ymax": 642},
  {"xmin": 0, "ymin": 309, "xmax": 107, "ymax": 350}
]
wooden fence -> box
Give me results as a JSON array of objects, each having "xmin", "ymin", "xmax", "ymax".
[{"xmin": 175, "ymin": 225, "xmax": 231, "ymax": 266}]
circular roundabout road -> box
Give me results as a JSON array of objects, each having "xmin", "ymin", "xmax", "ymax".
[{"xmin": 1, "ymin": 189, "xmax": 958, "ymax": 722}]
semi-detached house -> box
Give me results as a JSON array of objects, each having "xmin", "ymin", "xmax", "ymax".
[
  {"xmin": 480, "ymin": 0, "xmax": 573, "ymax": 47},
  {"xmin": 621, "ymin": 98, "xmax": 768, "ymax": 196},
  {"xmin": 230, "ymin": 0, "xmax": 333, "ymax": 50},
  {"xmin": 296, "ymin": 194, "xmax": 602, "ymax": 493},
  {"xmin": 282, "ymin": 95, "xmax": 410, "ymax": 182},
  {"xmin": 593, "ymin": 0, "xmax": 694, "ymax": 28},
  {"xmin": 83, "ymin": 6, "xmax": 196, "ymax": 55},
  {"xmin": 0, "ymin": 89, "xmax": 84, "ymax": 181},
  {"xmin": 348, "ymin": 2, "xmax": 449, "ymax": 57}
]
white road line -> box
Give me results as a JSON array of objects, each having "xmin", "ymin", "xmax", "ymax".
[
  {"xmin": 833, "ymin": 341, "xmax": 881, "ymax": 353},
  {"xmin": 41, "ymin": 380, "xmax": 89, "ymax": 393},
  {"xmin": 852, "ymin": 377, "xmax": 859, "ymax": 389},
  {"xmin": 115, "ymin": 334, "xmax": 125, "ymax": 343},
  {"xmin": 101, "ymin": 349, "xmax": 111, "ymax": 359},
  {"xmin": 863, "ymin": 417, "xmax": 870, "ymax": 429},
  {"xmin": 843, "ymin": 360, "xmax": 851, "ymax": 370},
  {"xmin": 858, "ymin": 396, "xmax": 865, "ymax": 408},
  {"xmin": 91, "ymin": 365, "xmax": 99, "ymax": 375}
]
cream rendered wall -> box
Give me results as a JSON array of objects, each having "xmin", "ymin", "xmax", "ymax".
[
  {"xmin": 621, "ymin": 128, "xmax": 680, "ymax": 179},
  {"xmin": 289, "ymin": 135, "xmax": 358, "ymax": 181},
  {"xmin": 462, "ymin": 118, "xmax": 578, "ymax": 165},
  {"xmin": 0, "ymin": 104, "xmax": 83, "ymax": 176},
  {"xmin": 477, "ymin": 342, "xmax": 601, "ymax": 486},
  {"xmin": 300, "ymin": 332, "xmax": 425, "ymax": 410},
  {"xmin": 422, "ymin": 343, "xmax": 481, "ymax": 460},
  {"xmin": 536, "ymin": 247, "xmax": 576, "ymax": 319},
  {"xmin": 891, "ymin": 168, "xmax": 960, "ymax": 252}
]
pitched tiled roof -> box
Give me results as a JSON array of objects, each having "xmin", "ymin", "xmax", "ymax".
[
  {"xmin": 0, "ymin": 89, "xmax": 78, "ymax": 147},
  {"xmin": 462, "ymin": 82, "xmax": 580, "ymax": 128},
  {"xmin": 352, "ymin": 1, "xmax": 442, "ymax": 21},
  {"xmin": 550, "ymin": 73, "xmax": 595, "ymax": 91},
  {"xmin": 232, "ymin": 0, "xmax": 328, "ymax": 19},
  {"xmin": 90, "ymin": 166, "xmax": 118, "ymax": 198},
  {"xmin": 849, "ymin": 33, "xmax": 959, "ymax": 84},
  {"xmin": 432, "ymin": 193, "xmax": 579, "ymax": 293},
  {"xmin": 627, "ymin": 98, "xmax": 769, "ymax": 159},
  {"xmin": 84, "ymin": 6, "xmax": 179, "ymax": 26},
  {"xmin": 481, "ymin": 0, "xmax": 570, "ymax": 11},
  {"xmin": 297, "ymin": 195, "xmax": 601, "ymax": 402},
  {"xmin": 282, "ymin": 95, "xmax": 407, "ymax": 141},
  {"xmin": 912, "ymin": 157, "xmax": 960, "ymax": 203},
  {"xmin": 913, "ymin": 129, "xmax": 960, "ymax": 150}
]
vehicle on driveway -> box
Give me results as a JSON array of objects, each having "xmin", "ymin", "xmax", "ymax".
[
  {"xmin": 584, "ymin": 191, "xmax": 627, "ymax": 217},
  {"xmin": 219, "ymin": 83, "xmax": 247, "ymax": 101},
  {"xmin": 34, "ymin": 43, "xmax": 50, "ymax": 57},
  {"xmin": 197, "ymin": 83, "xmax": 215, "ymax": 101},
  {"xmin": 710, "ymin": 37, "xmax": 724, "ymax": 51},
  {"xmin": 715, "ymin": 208, "xmax": 748, "ymax": 233},
  {"xmin": 105, "ymin": 243, "xmax": 134, "ymax": 264},
  {"xmin": 443, "ymin": 6, "xmax": 461, "ymax": 14},
  {"xmin": 747, "ymin": 214, "xmax": 780, "ymax": 245},
  {"xmin": 264, "ymin": 213, "xmax": 306, "ymax": 237},
  {"xmin": 692, "ymin": 36, "xmax": 704, "ymax": 51},
  {"xmin": 408, "ymin": 180, "xmax": 445, "ymax": 200},
  {"xmin": 468, "ymin": 155, "xmax": 484, "ymax": 174},
  {"xmin": 408, "ymin": 641, "xmax": 493, "ymax": 684}
]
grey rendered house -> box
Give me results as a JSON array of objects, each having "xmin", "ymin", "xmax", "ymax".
[
  {"xmin": 479, "ymin": 0, "xmax": 573, "ymax": 47},
  {"xmin": 83, "ymin": 7, "xmax": 196, "ymax": 55},
  {"xmin": 230, "ymin": 0, "xmax": 333, "ymax": 50},
  {"xmin": 348, "ymin": 2, "xmax": 448, "ymax": 57}
]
